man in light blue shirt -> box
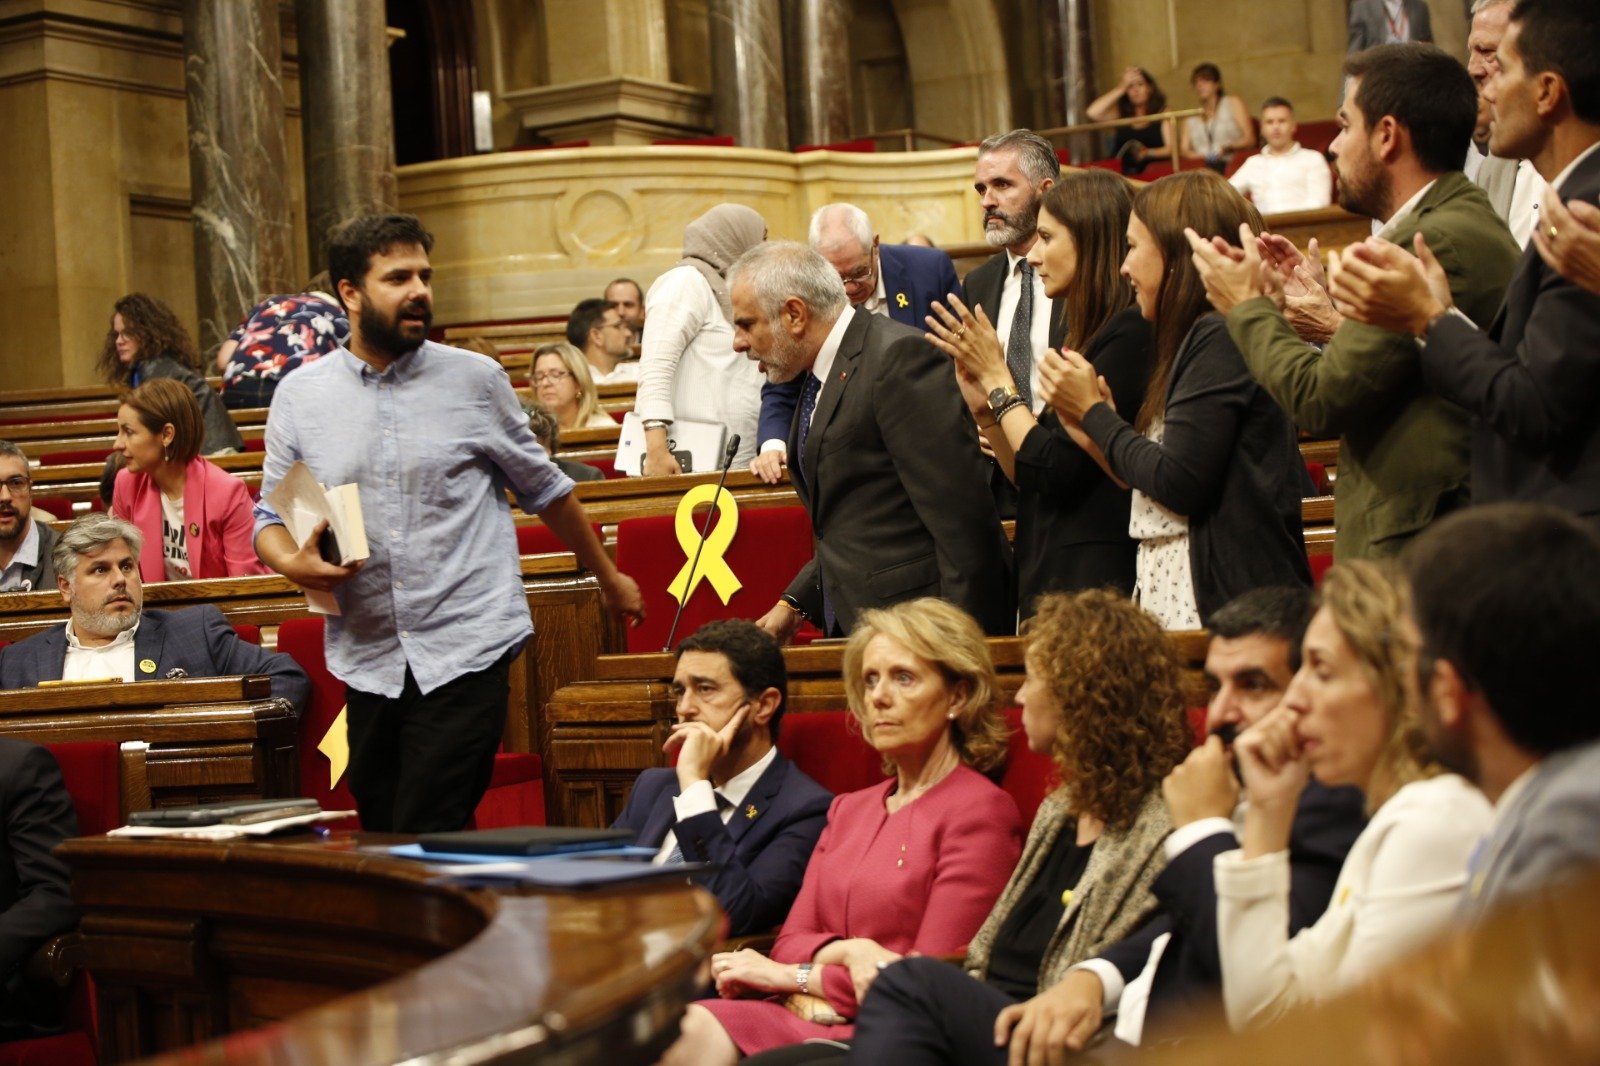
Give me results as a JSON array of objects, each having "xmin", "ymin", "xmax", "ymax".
[{"xmin": 253, "ymin": 213, "xmax": 643, "ymax": 832}]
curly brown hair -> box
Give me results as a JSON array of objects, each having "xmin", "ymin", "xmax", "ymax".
[
  {"xmin": 97, "ymin": 293, "xmax": 202, "ymax": 386},
  {"xmin": 1025, "ymin": 590, "xmax": 1192, "ymax": 830},
  {"xmin": 842, "ymin": 598, "xmax": 1010, "ymax": 775}
]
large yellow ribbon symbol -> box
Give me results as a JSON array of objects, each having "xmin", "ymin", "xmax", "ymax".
[{"xmin": 667, "ymin": 484, "xmax": 743, "ymax": 605}]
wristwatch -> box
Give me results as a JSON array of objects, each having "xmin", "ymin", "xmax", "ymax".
[
  {"xmin": 796, "ymin": 962, "xmax": 813, "ymax": 995},
  {"xmin": 986, "ymin": 384, "xmax": 1020, "ymax": 416}
]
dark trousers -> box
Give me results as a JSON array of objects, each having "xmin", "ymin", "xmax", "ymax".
[
  {"xmin": 221, "ymin": 376, "xmax": 276, "ymax": 410},
  {"xmin": 846, "ymin": 957, "xmax": 1019, "ymax": 1066},
  {"xmin": 344, "ymin": 653, "xmax": 512, "ymax": 833}
]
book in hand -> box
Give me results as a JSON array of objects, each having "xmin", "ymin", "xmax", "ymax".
[
  {"xmin": 417, "ymin": 827, "xmax": 636, "ymax": 858},
  {"xmin": 264, "ymin": 461, "xmax": 370, "ymax": 615}
]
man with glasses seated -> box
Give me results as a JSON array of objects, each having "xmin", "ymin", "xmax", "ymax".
[
  {"xmin": 0, "ymin": 441, "xmax": 56, "ymax": 594},
  {"xmin": 749, "ymin": 203, "xmax": 959, "ymax": 483}
]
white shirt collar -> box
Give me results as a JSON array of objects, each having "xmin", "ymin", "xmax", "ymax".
[
  {"xmin": 64, "ymin": 616, "xmax": 140, "ymax": 652},
  {"xmin": 1378, "ymin": 179, "xmax": 1438, "ymax": 239},
  {"xmin": 1549, "ymin": 140, "xmax": 1600, "ymax": 195},
  {"xmin": 719, "ymin": 746, "xmax": 778, "ymax": 810},
  {"xmin": 811, "ymin": 305, "xmax": 856, "ymax": 389},
  {"xmin": 1, "ymin": 517, "xmax": 41, "ymax": 577},
  {"xmin": 860, "ymin": 250, "xmax": 889, "ymax": 315}
]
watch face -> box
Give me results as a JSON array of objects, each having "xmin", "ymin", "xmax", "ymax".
[{"xmin": 988, "ymin": 386, "xmax": 1014, "ymax": 408}]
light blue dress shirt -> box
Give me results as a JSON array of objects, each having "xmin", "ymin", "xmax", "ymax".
[{"xmin": 254, "ymin": 343, "xmax": 574, "ymax": 697}]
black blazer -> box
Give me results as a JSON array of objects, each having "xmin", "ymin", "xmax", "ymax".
[
  {"xmin": 0, "ymin": 739, "xmax": 78, "ymax": 1031},
  {"xmin": 1013, "ymin": 307, "xmax": 1151, "ymax": 616},
  {"xmin": 611, "ymin": 755, "xmax": 832, "ymax": 936},
  {"xmin": 783, "ymin": 310, "xmax": 1013, "ymax": 634},
  {"xmin": 1081, "ymin": 314, "xmax": 1311, "ymax": 619},
  {"xmin": 1422, "ymin": 147, "xmax": 1600, "ymax": 524},
  {"xmin": 1097, "ymin": 783, "xmax": 1366, "ymax": 1041}
]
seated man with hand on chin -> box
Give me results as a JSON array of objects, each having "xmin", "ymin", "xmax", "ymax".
[{"xmin": 0, "ymin": 513, "xmax": 308, "ymax": 711}]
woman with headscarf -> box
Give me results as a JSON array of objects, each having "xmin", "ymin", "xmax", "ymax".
[{"xmin": 635, "ymin": 203, "xmax": 767, "ymax": 475}]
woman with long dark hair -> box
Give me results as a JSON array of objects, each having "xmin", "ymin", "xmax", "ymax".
[
  {"xmin": 926, "ymin": 169, "xmax": 1152, "ymax": 616},
  {"xmin": 1086, "ymin": 65, "xmax": 1171, "ymax": 175},
  {"xmin": 98, "ymin": 294, "xmax": 243, "ymax": 454},
  {"xmin": 1049, "ymin": 170, "xmax": 1310, "ymax": 628}
]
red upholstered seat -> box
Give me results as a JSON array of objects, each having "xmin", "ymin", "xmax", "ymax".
[
  {"xmin": 590, "ymin": 456, "xmax": 621, "ymax": 479},
  {"xmin": 1309, "ymin": 551, "xmax": 1334, "ymax": 587},
  {"xmin": 1304, "ymin": 461, "xmax": 1329, "ymax": 495},
  {"xmin": 615, "ymin": 504, "xmax": 814, "ymax": 653},
  {"xmin": 37, "ymin": 449, "xmax": 112, "ymax": 467},
  {"xmin": 652, "ymin": 135, "xmax": 736, "ymax": 147},
  {"xmin": 30, "ymin": 497, "xmax": 74, "ymax": 521},
  {"xmin": 275, "ymin": 617, "xmax": 546, "ymax": 829},
  {"xmin": 232, "ymin": 623, "xmax": 261, "ymax": 646},
  {"xmin": 795, "ymin": 139, "xmax": 876, "ymax": 153},
  {"xmin": 514, "ymin": 523, "xmax": 600, "ymax": 557},
  {"xmin": 46, "ymin": 742, "xmax": 121, "ymax": 836}
]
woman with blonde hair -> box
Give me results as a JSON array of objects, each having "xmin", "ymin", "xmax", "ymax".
[
  {"xmin": 661, "ymin": 598, "xmax": 1022, "ymax": 1065},
  {"xmin": 1212, "ymin": 561, "xmax": 1491, "ymax": 1028},
  {"xmin": 827, "ymin": 590, "xmax": 1195, "ymax": 1066},
  {"xmin": 1048, "ymin": 169, "xmax": 1309, "ymax": 628},
  {"xmin": 111, "ymin": 378, "xmax": 268, "ymax": 583},
  {"xmin": 529, "ymin": 342, "xmax": 613, "ymax": 430}
]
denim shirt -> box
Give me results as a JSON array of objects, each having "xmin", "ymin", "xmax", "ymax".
[{"xmin": 254, "ymin": 343, "xmax": 573, "ymax": 696}]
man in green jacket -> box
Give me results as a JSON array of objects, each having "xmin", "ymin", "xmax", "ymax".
[{"xmin": 1189, "ymin": 43, "xmax": 1519, "ymax": 560}]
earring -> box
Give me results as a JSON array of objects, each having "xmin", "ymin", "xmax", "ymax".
[
  {"xmin": 946, "ymin": 712, "xmax": 956, "ymax": 721},
  {"xmin": 163, "ymin": 447, "xmax": 171, "ymax": 462}
]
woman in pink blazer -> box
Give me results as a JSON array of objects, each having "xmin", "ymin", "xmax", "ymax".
[
  {"xmin": 659, "ymin": 599, "xmax": 1024, "ymax": 1064},
  {"xmin": 111, "ymin": 378, "xmax": 268, "ymax": 583}
]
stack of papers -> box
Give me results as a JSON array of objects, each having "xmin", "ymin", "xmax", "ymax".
[{"xmin": 108, "ymin": 809, "xmax": 358, "ymax": 840}]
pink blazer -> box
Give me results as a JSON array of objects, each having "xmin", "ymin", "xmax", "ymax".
[{"xmin": 112, "ymin": 457, "xmax": 270, "ymax": 583}]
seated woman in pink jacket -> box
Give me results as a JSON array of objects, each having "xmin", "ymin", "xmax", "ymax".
[
  {"xmin": 111, "ymin": 378, "xmax": 269, "ymax": 583},
  {"xmin": 659, "ymin": 598, "xmax": 1024, "ymax": 1065}
]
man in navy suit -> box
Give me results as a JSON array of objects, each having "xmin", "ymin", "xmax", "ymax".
[
  {"xmin": 612, "ymin": 620, "xmax": 831, "ymax": 936},
  {"xmin": 749, "ymin": 202, "xmax": 959, "ymax": 482},
  {"xmin": 0, "ymin": 513, "xmax": 308, "ymax": 713},
  {"xmin": 0, "ymin": 738, "xmax": 76, "ymax": 1039}
]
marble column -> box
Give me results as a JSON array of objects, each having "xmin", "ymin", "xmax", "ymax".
[
  {"xmin": 1053, "ymin": 0, "xmax": 1097, "ymax": 164},
  {"xmin": 182, "ymin": 0, "xmax": 295, "ymax": 356},
  {"xmin": 709, "ymin": 0, "xmax": 789, "ymax": 149},
  {"xmin": 295, "ymin": 0, "xmax": 398, "ymax": 277},
  {"xmin": 785, "ymin": 0, "xmax": 852, "ymax": 148}
]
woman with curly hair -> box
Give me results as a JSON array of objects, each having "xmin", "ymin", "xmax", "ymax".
[
  {"xmin": 661, "ymin": 598, "xmax": 1023, "ymax": 1065},
  {"xmin": 99, "ymin": 293, "xmax": 243, "ymax": 454},
  {"xmin": 768, "ymin": 589, "xmax": 1194, "ymax": 1066},
  {"xmin": 1211, "ymin": 561, "xmax": 1491, "ymax": 1029}
]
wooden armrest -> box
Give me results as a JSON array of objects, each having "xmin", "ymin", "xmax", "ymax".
[{"xmin": 23, "ymin": 930, "xmax": 82, "ymax": 989}]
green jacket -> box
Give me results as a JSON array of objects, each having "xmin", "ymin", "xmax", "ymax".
[{"xmin": 1228, "ymin": 172, "xmax": 1519, "ymax": 560}]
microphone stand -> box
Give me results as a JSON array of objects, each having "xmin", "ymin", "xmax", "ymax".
[{"xmin": 663, "ymin": 434, "xmax": 741, "ymax": 652}]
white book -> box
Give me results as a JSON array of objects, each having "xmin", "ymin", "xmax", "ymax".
[{"xmin": 265, "ymin": 462, "xmax": 370, "ymax": 615}]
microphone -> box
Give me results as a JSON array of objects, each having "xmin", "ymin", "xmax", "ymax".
[{"xmin": 663, "ymin": 434, "xmax": 741, "ymax": 652}]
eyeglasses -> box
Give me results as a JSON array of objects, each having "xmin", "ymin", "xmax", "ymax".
[
  {"xmin": 840, "ymin": 264, "xmax": 875, "ymax": 287},
  {"xmin": 0, "ymin": 475, "xmax": 30, "ymax": 495},
  {"xmin": 534, "ymin": 370, "xmax": 573, "ymax": 385}
]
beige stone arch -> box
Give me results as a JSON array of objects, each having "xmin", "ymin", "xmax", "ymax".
[{"xmin": 888, "ymin": 0, "xmax": 1012, "ymax": 142}]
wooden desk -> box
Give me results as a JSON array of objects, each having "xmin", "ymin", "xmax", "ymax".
[
  {"xmin": 544, "ymin": 633, "xmax": 1211, "ymax": 827},
  {"xmin": 0, "ymin": 677, "xmax": 294, "ymax": 817},
  {"xmin": 59, "ymin": 833, "xmax": 720, "ymax": 1065}
]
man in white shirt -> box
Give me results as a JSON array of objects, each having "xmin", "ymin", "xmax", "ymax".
[
  {"xmin": 0, "ymin": 513, "xmax": 307, "ymax": 709},
  {"xmin": 566, "ymin": 297, "xmax": 638, "ymax": 384},
  {"xmin": 609, "ymin": 620, "xmax": 831, "ymax": 936},
  {"xmin": 1228, "ymin": 98, "xmax": 1334, "ymax": 215},
  {"xmin": 603, "ymin": 277, "xmax": 646, "ymax": 346},
  {"xmin": 0, "ymin": 442, "xmax": 55, "ymax": 594},
  {"xmin": 1405, "ymin": 504, "xmax": 1600, "ymax": 919}
]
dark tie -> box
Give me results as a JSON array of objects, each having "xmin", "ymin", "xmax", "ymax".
[
  {"xmin": 796, "ymin": 371, "xmax": 822, "ymax": 480},
  {"xmin": 1006, "ymin": 260, "xmax": 1035, "ymax": 408},
  {"xmin": 665, "ymin": 790, "xmax": 733, "ymax": 865}
]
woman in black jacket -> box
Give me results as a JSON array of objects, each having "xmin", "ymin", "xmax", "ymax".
[
  {"xmin": 1049, "ymin": 169, "xmax": 1309, "ymax": 626},
  {"xmin": 926, "ymin": 169, "xmax": 1153, "ymax": 619}
]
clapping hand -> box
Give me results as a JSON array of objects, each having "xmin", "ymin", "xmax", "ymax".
[
  {"xmin": 926, "ymin": 294, "xmax": 1012, "ymax": 396},
  {"xmin": 1185, "ymin": 223, "xmax": 1280, "ymax": 315},
  {"xmin": 1328, "ymin": 234, "xmax": 1452, "ymax": 336},
  {"xmin": 1039, "ymin": 347, "xmax": 1111, "ymax": 425}
]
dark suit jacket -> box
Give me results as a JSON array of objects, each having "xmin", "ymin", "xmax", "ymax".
[
  {"xmin": 963, "ymin": 249, "xmax": 1069, "ymax": 519},
  {"xmin": 782, "ymin": 310, "xmax": 1013, "ymax": 634},
  {"xmin": 611, "ymin": 754, "xmax": 832, "ymax": 936},
  {"xmin": 1098, "ymin": 783, "xmax": 1366, "ymax": 1041},
  {"xmin": 756, "ymin": 243, "xmax": 961, "ymax": 446},
  {"xmin": 0, "ymin": 739, "xmax": 77, "ymax": 1031},
  {"xmin": 6, "ymin": 519, "xmax": 56, "ymax": 594},
  {"xmin": 1013, "ymin": 307, "xmax": 1151, "ymax": 615},
  {"xmin": 1422, "ymin": 148, "xmax": 1600, "ymax": 523},
  {"xmin": 1347, "ymin": 0, "xmax": 1432, "ymax": 51},
  {"xmin": 0, "ymin": 604, "xmax": 310, "ymax": 714}
]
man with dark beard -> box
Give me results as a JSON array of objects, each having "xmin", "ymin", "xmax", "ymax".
[
  {"xmin": 0, "ymin": 441, "xmax": 56, "ymax": 593},
  {"xmin": 1188, "ymin": 43, "xmax": 1519, "ymax": 561},
  {"xmin": 960, "ymin": 130, "xmax": 1066, "ymax": 518},
  {"xmin": 1403, "ymin": 503, "xmax": 1600, "ymax": 918},
  {"xmin": 252, "ymin": 213, "xmax": 644, "ymax": 833}
]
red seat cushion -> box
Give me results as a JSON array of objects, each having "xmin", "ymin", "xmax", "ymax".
[
  {"xmin": 38, "ymin": 449, "xmax": 112, "ymax": 467},
  {"xmin": 616, "ymin": 505, "xmax": 813, "ymax": 653},
  {"xmin": 231, "ymin": 623, "xmax": 261, "ymax": 646},
  {"xmin": 46, "ymin": 741, "xmax": 121, "ymax": 836},
  {"xmin": 1309, "ymin": 551, "xmax": 1334, "ymax": 587},
  {"xmin": 473, "ymin": 752, "xmax": 547, "ymax": 829},
  {"xmin": 514, "ymin": 523, "xmax": 600, "ymax": 557},
  {"xmin": 31, "ymin": 497, "xmax": 74, "ymax": 521}
]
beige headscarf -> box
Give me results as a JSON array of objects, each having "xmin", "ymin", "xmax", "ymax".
[{"xmin": 678, "ymin": 203, "xmax": 767, "ymax": 324}]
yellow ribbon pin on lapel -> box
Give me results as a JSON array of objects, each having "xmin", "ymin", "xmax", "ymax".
[
  {"xmin": 667, "ymin": 484, "xmax": 743, "ymax": 605},
  {"xmin": 895, "ymin": 293, "xmax": 909, "ymax": 308}
]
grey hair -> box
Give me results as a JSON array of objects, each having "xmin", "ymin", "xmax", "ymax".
[
  {"xmin": 977, "ymin": 129, "xmax": 1061, "ymax": 185},
  {"xmin": 809, "ymin": 203, "xmax": 874, "ymax": 253},
  {"xmin": 1469, "ymin": 0, "xmax": 1511, "ymax": 13},
  {"xmin": 0, "ymin": 440, "xmax": 26, "ymax": 465},
  {"xmin": 52, "ymin": 512, "xmax": 144, "ymax": 584},
  {"xmin": 726, "ymin": 241, "xmax": 849, "ymax": 324}
]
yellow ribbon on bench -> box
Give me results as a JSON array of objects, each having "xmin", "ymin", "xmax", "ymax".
[
  {"xmin": 667, "ymin": 483, "xmax": 742, "ymax": 605},
  {"xmin": 319, "ymin": 707, "xmax": 350, "ymax": 787}
]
